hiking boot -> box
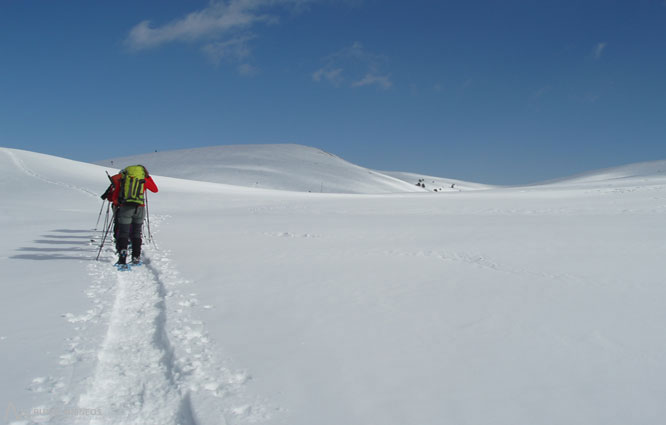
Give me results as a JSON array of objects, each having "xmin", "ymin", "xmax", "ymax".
[
  {"xmin": 131, "ymin": 256, "xmax": 142, "ymax": 265},
  {"xmin": 117, "ymin": 249, "xmax": 128, "ymax": 265}
]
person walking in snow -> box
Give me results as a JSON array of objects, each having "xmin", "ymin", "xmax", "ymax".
[
  {"xmin": 101, "ymin": 165, "xmax": 158, "ymax": 266},
  {"xmin": 100, "ymin": 173, "xmax": 121, "ymax": 236}
]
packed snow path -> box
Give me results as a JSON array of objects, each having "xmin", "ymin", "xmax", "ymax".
[
  {"xmin": 75, "ymin": 235, "xmax": 264, "ymax": 425},
  {"xmin": 79, "ymin": 256, "xmax": 198, "ymax": 425}
]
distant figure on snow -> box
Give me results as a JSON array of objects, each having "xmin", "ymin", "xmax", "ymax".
[{"xmin": 101, "ymin": 165, "xmax": 158, "ymax": 266}]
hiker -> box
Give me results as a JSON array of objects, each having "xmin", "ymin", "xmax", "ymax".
[
  {"xmin": 100, "ymin": 173, "xmax": 121, "ymax": 237},
  {"xmin": 101, "ymin": 165, "xmax": 158, "ymax": 266}
]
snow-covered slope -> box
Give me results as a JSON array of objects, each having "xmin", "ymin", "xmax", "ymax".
[
  {"xmin": 3, "ymin": 146, "xmax": 666, "ymax": 425},
  {"xmin": 98, "ymin": 144, "xmax": 428, "ymax": 194},
  {"xmin": 381, "ymin": 170, "xmax": 494, "ymax": 192},
  {"xmin": 539, "ymin": 159, "xmax": 666, "ymax": 186}
]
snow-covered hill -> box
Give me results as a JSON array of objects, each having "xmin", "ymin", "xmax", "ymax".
[
  {"xmin": 2, "ymin": 146, "xmax": 666, "ymax": 425},
  {"xmin": 539, "ymin": 159, "xmax": 666, "ymax": 186},
  {"xmin": 98, "ymin": 144, "xmax": 432, "ymax": 194},
  {"xmin": 381, "ymin": 170, "xmax": 494, "ymax": 192}
]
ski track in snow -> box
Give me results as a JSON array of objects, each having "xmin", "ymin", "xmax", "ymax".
[{"xmin": 4, "ymin": 148, "xmax": 98, "ymax": 198}]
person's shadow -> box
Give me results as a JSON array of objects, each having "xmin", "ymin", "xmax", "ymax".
[{"xmin": 11, "ymin": 229, "xmax": 102, "ymax": 261}]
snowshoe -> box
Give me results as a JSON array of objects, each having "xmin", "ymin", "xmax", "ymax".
[
  {"xmin": 115, "ymin": 249, "xmax": 129, "ymax": 270},
  {"xmin": 115, "ymin": 263, "xmax": 131, "ymax": 271}
]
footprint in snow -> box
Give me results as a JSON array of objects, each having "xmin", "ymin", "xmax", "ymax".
[{"xmin": 27, "ymin": 376, "xmax": 64, "ymax": 393}]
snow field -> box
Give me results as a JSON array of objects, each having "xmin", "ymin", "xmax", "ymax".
[
  {"xmin": 152, "ymin": 190, "xmax": 666, "ymax": 425},
  {"xmin": 1, "ymin": 148, "xmax": 266, "ymax": 425},
  {"xmin": 2, "ymin": 146, "xmax": 666, "ymax": 425}
]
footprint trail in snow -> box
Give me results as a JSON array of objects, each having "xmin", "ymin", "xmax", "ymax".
[
  {"xmin": 76, "ymin": 229, "xmax": 267, "ymax": 425},
  {"xmin": 78, "ymin": 259, "xmax": 197, "ymax": 425},
  {"xmin": 32, "ymin": 217, "xmax": 271, "ymax": 425}
]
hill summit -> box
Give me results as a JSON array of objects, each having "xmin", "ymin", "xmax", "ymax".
[{"xmin": 99, "ymin": 144, "xmax": 425, "ymax": 194}]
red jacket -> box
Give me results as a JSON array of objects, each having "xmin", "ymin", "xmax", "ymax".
[{"xmin": 104, "ymin": 174, "xmax": 158, "ymax": 206}]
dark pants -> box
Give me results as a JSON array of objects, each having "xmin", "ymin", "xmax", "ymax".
[{"xmin": 115, "ymin": 204, "xmax": 145, "ymax": 258}]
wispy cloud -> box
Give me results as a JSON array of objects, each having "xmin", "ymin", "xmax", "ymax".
[
  {"xmin": 351, "ymin": 73, "xmax": 392, "ymax": 89},
  {"xmin": 126, "ymin": 0, "xmax": 316, "ymax": 73},
  {"xmin": 238, "ymin": 63, "xmax": 259, "ymax": 76},
  {"xmin": 312, "ymin": 67, "xmax": 344, "ymax": 86},
  {"xmin": 593, "ymin": 42, "xmax": 607, "ymax": 60},
  {"xmin": 126, "ymin": 2, "xmax": 269, "ymax": 50},
  {"xmin": 201, "ymin": 34, "xmax": 256, "ymax": 65},
  {"xmin": 313, "ymin": 42, "xmax": 392, "ymax": 89}
]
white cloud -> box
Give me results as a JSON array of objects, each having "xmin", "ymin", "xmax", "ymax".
[
  {"xmin": 312, "ymin": 67, "xmax": 344, "ymax": 85},
  {"xmin": 126, "ymin": 2, "xmax": 268, "ymax": 50},
  {"xmin": 313, "ymin": 42, "xmax": 392, "ymax": 89},
  {"xmin": 126, "ymin": 0, "xmax": 317, "ymax": 70},
  {"xmin": 201, "ymin": 34, "xmax": 256, "ymax": 65},
  {"xmin": 594, "ymin": 42, "xmax": 607, "ymax": 60},
  {"xmin": 351, "ymin": 73, "xmax": 392, "ymax": 89}
]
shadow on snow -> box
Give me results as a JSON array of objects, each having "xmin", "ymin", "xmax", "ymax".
[{"xmin": 10, "ymin": 229, "xmax": 106, "ymax": 262}]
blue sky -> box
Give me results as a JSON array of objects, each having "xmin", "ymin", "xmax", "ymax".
[{"xmin": 1, "ymin": 0, "xmax": 665, "ymax": 184}]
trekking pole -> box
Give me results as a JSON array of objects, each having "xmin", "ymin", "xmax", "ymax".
[
  {"xmin": 93, "ymin": 202, "xmax": 111, "ymax": 244},
  {"xmin": 96, "ymin": 207, "xmax": 116, "ymax": 261},
  {"xmin": 100, "ymin": 201, "xmax": 111, "ymax": 236},
  {"xmin": 94, "ymin": 200, "xmax": 105, "ymax": 230},
  {"xmin": 96, "ymin": 171, "xmax": 114, "ymax": 231},
  {"xmin": 145, "ymin": 192, "xmax": 157, "ymax": 248}
]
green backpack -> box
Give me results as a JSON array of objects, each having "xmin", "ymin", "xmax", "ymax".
[{"xmin": 119, "ymin": 165, "xmax": 147, "ymax": 205}]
